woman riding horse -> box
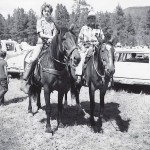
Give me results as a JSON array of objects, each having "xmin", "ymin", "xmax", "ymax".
[{"xmin": 27, "ymin": 26, "xmax": 81, "ymax": 133}]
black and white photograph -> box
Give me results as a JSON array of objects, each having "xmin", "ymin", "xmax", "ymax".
[{"xmin": 0, "ymin": 0, "xmax": 150, "ymax": 149}]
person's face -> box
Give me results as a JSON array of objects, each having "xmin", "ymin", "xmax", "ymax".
[
  {"xmin": 43, "ymin": 7, "xmax": 52, "ymax": 18},
  {"xmin": 87, "ymin": 16, "xmax": 96, "ymax": 25}
]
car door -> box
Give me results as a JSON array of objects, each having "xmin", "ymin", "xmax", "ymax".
[{"xmin": 114, "ymin": 52, "xmax": 150, "ymax": 80}]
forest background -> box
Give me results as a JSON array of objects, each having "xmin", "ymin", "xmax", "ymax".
[{"xmin": 0, "ymin": 0, "xmax": 150, "ymax": 47}]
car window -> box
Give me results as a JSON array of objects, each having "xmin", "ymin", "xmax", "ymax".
[
  {"xmin": 6, "ymin": 43, "xmax": 15, "ymax": 51},
  {"xmin": 116, "ymin": 52, "xmax": 149, "ymax": 63}
]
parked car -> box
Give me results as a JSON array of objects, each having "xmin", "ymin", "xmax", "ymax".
[
  {"xmin": 6, "ymin": 50, "xmax": 32, "ymax": 75},
  {"xmin": 113, "ymin": 48, "xmax": 150, "ymax": 85}
]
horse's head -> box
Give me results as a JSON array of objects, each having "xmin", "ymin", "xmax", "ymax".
[
  {"xmin": 57, "ymin": 26, "xmax": 81, "ymax": 67},
  {"xmin": 99, "ymin": 43, "xmax": 115, "ymax": 77}
]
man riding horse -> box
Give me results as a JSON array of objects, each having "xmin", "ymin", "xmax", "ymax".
[{"xmin": 75, "ymin": 11, "xmax": 105, "ymax": 84}]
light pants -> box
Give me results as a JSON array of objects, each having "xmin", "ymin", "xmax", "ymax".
[
  {"xmin": 75, "ymin": 46, "xmax": 93, "ymax": 76},
  {"xmin": 26, "ymin": 37, "xmax": 43, "ymax": 63},
  {"xmin": 27, "ymin": 44, "xmax": 43, "ymax": 63},
  {"xmin": 75, "ymin": 51, "xmax": 87, "ymax": 75}
]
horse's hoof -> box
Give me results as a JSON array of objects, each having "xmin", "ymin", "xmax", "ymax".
[
  {"xmin": 58, "ymin": 123, "xmax": 64, "ymax": 128},
  {"xmin": 91, "ymin": 126, "xmax": 98, "ymax": 133},
  {"xmin": 45, "ymin": 127, "xmax": 53, "ymax": 133},
  {"xmin": 63, "ymin": 104, "xmax": 69, "ymax": 109},
  {"xmin": 76, "ymin": 104, "xmax": 83, "ymax": 113},
  {"xmin": 28, "ymin": 109, "xmax": 32, "ymax": 114},
  {"xmin": 99, "ymin": 129, "xmax": 104, "ymax": 133},
  {"xmin": 28, "ymin": 113, "xmax": 33, "ymax": 117},
  {"xmin": 38, "ymin": 109, "xmax": 43, "ymax": 113}
]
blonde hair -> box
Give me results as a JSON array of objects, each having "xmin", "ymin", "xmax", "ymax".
[{"xmin": 41, "ymin": 2, "xmax": 53, "ymax": 16}]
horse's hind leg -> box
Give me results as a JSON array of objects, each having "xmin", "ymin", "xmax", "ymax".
[
  {"xmin": 28, "ymin": 95, "xmax": 32, "ymax": 113},
  {"xmin": 89, "ymin": 82, "xmax": 96, "ymax": 127},
  {"xmin": 63, "ymin": 92, "xmax": 68, "ymax": 109},
  {"xmin": 44, "ymin": 87, "xmax": 52, "ymax": 133},
  {"xmin": 37, "ymin": 87, "xmax": 42, "ymax": 110},
  {"xmin": 58, "ymin": 92, "xmax": 64, "ymax": 128},
  {"xmin": 71, "ymin": 82, "xmax": 83, "ymax": 113}
]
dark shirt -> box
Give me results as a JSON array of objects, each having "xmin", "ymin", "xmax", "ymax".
[{"xmin": 0, "ymin": 58, "xmax": 7, "ymax": 79}]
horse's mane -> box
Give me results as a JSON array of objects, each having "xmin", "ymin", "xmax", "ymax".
[
  {"xmin": 49, "ymin": 27, "xmax": 69, "ymax": 53},
  {"xmin": 94, "ymin": 44, "xmax": 105, "ymax": 75}
]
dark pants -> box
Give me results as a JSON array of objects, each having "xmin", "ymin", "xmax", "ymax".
[{"xmin": 0, "ymin": 78, "xmax": 8, "ymax": 104}]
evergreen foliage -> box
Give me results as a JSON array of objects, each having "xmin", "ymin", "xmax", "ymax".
[{"xmin": 0, "ymin": 2, "xmax": 150, "ymax": 47}]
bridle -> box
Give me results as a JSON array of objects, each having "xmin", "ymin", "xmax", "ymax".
[
  {"xmin": 51, "ymin": 44, "xmax": 78, "ymax": 66},
  {"xmin": 51, "ymin": 30, "xmax": 78, "ymax": 67},
  {"xmin": 94, "ymin": 43, "xmax": 114, "ymax": 82},
  {"xmin": 40, "ymin": 31, "xmax": 79, "ymax": 76},
  {"xmin": 93, "ymin": 44, "xmax": 105, "ymax": 81}
]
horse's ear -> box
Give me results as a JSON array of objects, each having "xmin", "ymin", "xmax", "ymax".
[
  {"xmin": 108, "ymin": 35, "xmax": 118, "ymax": 46},
  {"xmin": 53, "ymin": 22, "xmax": 60, "ymax": 33},
  {"xmin": 69, "ymin": 24, "xmax": 75, "ymax": 31}
]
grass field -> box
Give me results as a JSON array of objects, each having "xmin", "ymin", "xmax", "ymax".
[{"xmin": 0, "ymin": 79, "xmax": 150, "ymax": 150}]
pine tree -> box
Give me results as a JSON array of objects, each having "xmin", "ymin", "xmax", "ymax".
[
  {"xmin": 125, "ymin": 14, "xmax": 136, "ymax": 46},
  {"xmin": 70, "ymin": 0, "xmax": 91, "ymax": 34},
  {"xmin": 111, "ymin": 5, "xmax": 127, "ymax": 45},
  {"xmin": 98, "ymin": 12, "xmax": 113, "ymax": 41},
  {"xmin": 55, "ymin": 4, "xmax": 70, "ymax": 28},
  {"xmin": 5, "ymin": 15, "xmax": 14, "ymax": 39},
  {"xmin": 0, "ymin": 14, "xmax": 6, "ymax": 39},
  {"xmin": 26, "ymin": 9, "xmax": 37, "ymax": 45},
  {"xmin": 10, "ymin": 8, "xmax": 28, "ymax": 41}
]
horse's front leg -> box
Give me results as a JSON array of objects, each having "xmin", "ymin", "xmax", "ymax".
[
  {"xmin": 58, "ymin": 92, "xmax": 65, "ymax": 128},
  {"xmin": 89, "ymin": 82, "xmax": 96, "ymax": 127},
  {"xmin": 28, "ymin": 95, "xmax": 32, "ymax": 113},
  {"xmin": 36, "ymin": 87, "xmax": 42, "ymax": 110},
  {"xmin": 44, "ymin": 86, "xmax": 52, "ymax": 133},
  {"xmin": 99, "ymin": 89, "xmax": 106, "ymax": 118},
  {"xmin": 98, "ymin": 89, "xmax": 107, "ymax": 132},
  {"xmin": 71, "ymin": 82, "xmax": 83, "ymax": 113},
  {"xmin": 63, "ymin": 92, "xmax": 68, "ymax": 109}
]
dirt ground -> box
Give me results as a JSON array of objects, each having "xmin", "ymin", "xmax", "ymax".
[{"xmin": 0, "ymin": 78, "xmax": 150, "ymax": 150}]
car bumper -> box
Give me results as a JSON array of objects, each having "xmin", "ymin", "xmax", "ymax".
[
  {"xmin": 7, "ymin": 67, "xmax": 24, "ymax": 73},
  {"xmin": 113, "ymin": 77, "xmax": 150, "ymax": 85}
]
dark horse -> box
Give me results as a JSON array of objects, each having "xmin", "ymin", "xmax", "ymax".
[
  {"xmin": 68, "ymin": 41, "xmax": 115, "ymax": 131},
  {"xmin": 27, "ymin": 26, "xmax": 81, "ymax": 133}
]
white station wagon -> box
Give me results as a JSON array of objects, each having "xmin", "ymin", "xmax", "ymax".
[{"xmin": 113, "ymin": 48, "xmax": 150, "ymax": 85}]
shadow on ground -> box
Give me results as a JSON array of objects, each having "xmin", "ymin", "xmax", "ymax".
[
  {"xmin": 40, "ymin": 101, "xmax": 130, "ymax": 133},
  {"xmin": 112, "ymin": 83, "xmax": 150, "ymax": 94}
]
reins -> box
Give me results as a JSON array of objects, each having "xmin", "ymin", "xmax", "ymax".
[
  {"xmin": 92, "ymin": 44, "xmax": 105, "ymax": 81},
  {"xmin": 39, "ymin": 31, "xmax": 78, "ymax": 76}
]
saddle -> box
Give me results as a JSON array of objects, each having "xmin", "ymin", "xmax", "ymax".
[
  {"xmin": 24, "ymin": 47, "xmax": 47, "ymax": 84},
  {"xmin": 33, "ymin": 50, "xmax": 47, "ymax": 83},
  {"xmin": 81, "ymin": 48, "xmax": 94, "ymax": 86}
]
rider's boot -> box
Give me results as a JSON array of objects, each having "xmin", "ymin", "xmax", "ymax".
[
  {"xmin": 21, "ymin": 61, "xmax": 36, "ymax": 94},
  {"xmin": 20, "ymin": 80, "xmax": 31, "ymax": 94},
  {"xmin": 23, "ymin": 61, "xmax": 35, "ymax": 81},
  {"xmin": 76, "ymin": 75, "xmax": 82, "ymax": 84}
]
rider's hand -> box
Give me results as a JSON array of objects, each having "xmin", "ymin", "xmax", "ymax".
[{"xmin": 47, "ymin": 38, "xmax": 52, "ymax": 43}]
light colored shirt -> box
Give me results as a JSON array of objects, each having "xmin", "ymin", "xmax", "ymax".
[
  {"xmin": 78, "ymin": 25, "xmax": 104, "ymax": 46},
  {"xmin": 36, "ymin": 17, "xmax": 57, "ymax": 41}
]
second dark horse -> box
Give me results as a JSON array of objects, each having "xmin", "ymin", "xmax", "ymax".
[{"xmin": 68, "ymin": 41, "xmax": 115, "ymax": 132}]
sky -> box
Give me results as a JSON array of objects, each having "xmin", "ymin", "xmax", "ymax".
[{"xmin": 1, "ymin": 0, "xmax": 150, "ymax": 18}]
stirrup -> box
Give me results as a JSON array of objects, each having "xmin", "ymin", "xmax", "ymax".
[
  {"xmin": 76, "ymin": 76, "xmax": 82, "ymax": 84},
  {"xmin": 20, "ymin": 81, "xmax": 30, "ymax": 94}
]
